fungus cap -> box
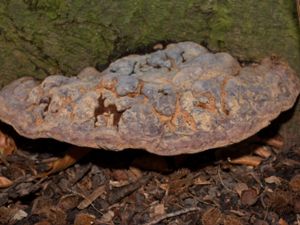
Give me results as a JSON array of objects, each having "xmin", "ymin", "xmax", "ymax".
[{"xmin": 0, "ymin": 42, "xmax": 299, "ymax": 155}]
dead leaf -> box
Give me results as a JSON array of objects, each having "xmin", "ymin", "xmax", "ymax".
[
  {"xmin": 241, "ymin": 188, "xmax": 258, "ymax": 206},
  {"xmin": 0, "ymin": 130, "xmax": 16, "ymax": 156},
  {"xmin": 111, "ymin": 169, "xmax": 129, "ymax": 181},
  {"xmin": 234, "ymin": 183, "xmax": 248, "ymax": 197},
  {"xmin": 254, "ymin": 146, "xmax": 272, "ymax": 159},
  {"xmin": 57, "ymin": 194, "xmax": 81, "ymax": 211},
  {"xmin": 281, "ymin": 159, "xmax": 300, "ymax": 167},
  {"xmin": 263, "ymin": 190, "xmax": 292, "ymax": 213},
  {"xmin": 98, "ymin": 210, "xmax": 115, "ymax": 224},
  {"xmin": 77, "ymin": 185, "xmax": 106, "ymax": 209},
  {"xmin": 109, "ymin": 180, "xmax": 129, "ymax": 188},
  {"xmin": 39, "ymin": 146, "xmax": 91, "ymax": 176},
  {"xmin": 289, "ymin": 174, "xmax": 300, "ymax": 192},
  {"xmin": 31, "ymin": 196, "xmax": 54, "ymax": 216},
  {"xmin": 12, "ymin": 209, "xmax": 28, "ymax": 221},
  {"xmin": 74, "ymin": 213, "xmax": 95, "ymax": 225},
  {"xmin": 265, "ymin": 176, "xmax": 282, "ymax": 185},
  {"xmin": 228, "ymin": 155, "xmax": 263, "ymax": 167},
  {"xmin": 201, "ymin": 207, "xmax": 223, "ymax": 225},
  {"xmin": 278, "ymin": 218, "xmax": 288, "ymax": 225},
  {"xmin": 0, "ymin": 176, "xmax": 13, "ymax": 188},
  {"xmin": 262, "ymin": 134, "xmax": 284, "ymax": 150},
  {"xmin": 193, "ymin": 176, "xmax": 211, "ymax": 185},
  {"xmin": 0, "ymin": 206, "xmax": 18, "ymax": 225},
  {"xmin": 128, "ymin": 166, "xmax": 143, "ymax": 180},
  {"xmin": 223, "ymin": 215, "xmax": 243, "ymax": 225},
  {"xmin": 153, "ymin": 203, "xmax": 165, "ymax": 217},
  {"xmin": 294, "ymin": 197, "xmax": 300, "ymax": 214}
]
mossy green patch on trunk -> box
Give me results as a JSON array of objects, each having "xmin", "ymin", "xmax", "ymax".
[{"xmin": 0, "ymin": 0, "xmax": 298, "ymax": 88}]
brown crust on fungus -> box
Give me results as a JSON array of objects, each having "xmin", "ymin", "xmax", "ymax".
[{"xmin": 0, "ymin": 42, "xmax": 299, "ymax": 155}]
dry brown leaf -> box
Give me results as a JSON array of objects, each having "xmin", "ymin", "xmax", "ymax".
[
  {"xmin": 294, "ymin": 197, "xmax": 300, "ymax": 214},
  {"xmin": 193, "ymin": 176, "xmax": 211, "ymax": 185},
  {"xmin": 0, "ymin": 206, "xmax": 19, "ymax": 225},
  {"xmin": 153, "ymin": 203, "xmax": 165, "ymax": 217},
  {"xmin": 201, "ymin": 207, "xmax": 223, "ymax": 225},
  {"xmin": 98, "ymin": 210, "xmax": 115, "ymax": 224},
  {"xmin": 281, "ymin": 159, "xmax": 300, "ymax": 167},
  {"xmin": 128, "ymin": 166, "xmax": 143, "ymax": 180},
  {"xmin": 223, "ymin": 215, "xmax": 243, "ymax": 225},
  {"xmin": 39, "ymin": 146, "xmax": 91, "ymax": 176},
  {"xmin": 228, "ymin": 155, "xmax": 263, "ymax": 167},
  {"xmin": 109, "ymin": 180, "xmax": 129, "ymax": 188},
  {"xmin": 262, "ymin": 134, "xmax": 284, "ymax": 150},
  {"xmin": 111, "ymin": 169, "xmax": 129, "ymax": 181},
  {"xmin": 57, "ymin": 194, "xmax": 81, "ymax": 211},
  {"xmin": 254, "ymin": 146, "xmax": 272, "ymax": 159},
  {"xmin": 12, "ymin": 209, "xmax": 28, "ymax": 221},
  {"xmin": 74, "ymin": 213, "xmax": 95, "ymax": 225},
  {"xmin": 0, "ymin": 130, "xmax": 16, "ymax": 156},
  {"xmin": 241, "ymin": 188, "xmax": 258, "ymax": 206},
  {"xmin": 229, "ymin": 210, "xmax": 246, "ymax": 217},
  {"xmin": 289, "ymin": 174, "xmax": 300, "ymax": 192},
  {"xmin": 31, "ymin": 196, "xmax": 53, "ymax": 216},
  {"xmin": 77, "ymin": 185, "xmax": 106, "ymax": 209},
  {"xmin": 265, "ymin": 176, "xmax": 282, "ymax": 185},
  {"xmin": 278, "ymin": 218, "xmax": 288, "ymax": 225},
  {"xmin": 234, "ymin": 183, "xmax": 248, "ymax": 197},
  {"xmin": 0, "ymin": 176, "xmax": 13, "ymax": 188}
]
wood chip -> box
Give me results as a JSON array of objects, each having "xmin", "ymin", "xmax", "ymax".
[
  {"xmin": 74, "ymin": 213, "xmax": 95, "ymax": 225},
  {"xmin": 201, "ymin": 207, "xmax": 223, "ymax": 225},
  {"xmin": 278, "ymin": 218, "xmax": 288, "ymax": 225},
  {"xmin": 39, "ymin": 147, "xmax": 91, "ymax": 176},
  {"xmin": 262, "ymin": 135, "xmax": 284, "ymax": 150},
  {"xmin": 234, "ymin": 183, "xmax": 249, "ymax": 197},
  {"xmin": 0, "ymin": 176, "xmax": 13, "ymax": 188},
  {"xmin": 254, "ymin": 146, "xmax": 272, "ymax": 159},
  {"xmin": 0, "ymin": 130, "xmax": 16, "ymax": 157},
  {"xmin": 193, "ymin": 176, "xmax": 211, "ymax": 185},
  {"xmin": 289, "ymin": 174, "xmax": 300, "ymax": 192},
  {"xmin": 241, "ymin": 188, "xmax": 258, "ymax": 206},
  {"xmin": 264, "ymin": 176, "xmax": 282, "ymax": 185},
  {"xmin": 77, "ymin": 185, "xmax": 106, "ymax": 209},
  {"xmin": 228, "ymin": 155, "xmax": 263, "ymax": 167}
]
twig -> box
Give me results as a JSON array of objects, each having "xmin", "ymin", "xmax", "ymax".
[
  {"xmin": 142, "ymin": 207, "xmax": 201, "ymax": 225},
  {"xmin": 107, "ymin": 173, "xmax": 152, "ymax": 204},
  {"xmin": 68, "ymin": 188, "xmax": 104, "ymax": 215},
  {"xmin": 217, "ymin": 165, "xmax": 234, "ymax": 193},
  {"xmin": 77, "ymin": 185, "xmax": 106, "ymax": 209}
]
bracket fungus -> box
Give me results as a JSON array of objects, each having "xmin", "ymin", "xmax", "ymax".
[{"xmin": 0, "ymin": 42, "xmax": 299, "ymax": 156}]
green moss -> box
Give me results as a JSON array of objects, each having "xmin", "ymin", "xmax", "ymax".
[
  {"xmin": 0, "ymin": 0, "xmax": 299, "ymax": 144},
  {"xmin": 0, "ymin": 0, "xmax": 299, "ymax": 89}
]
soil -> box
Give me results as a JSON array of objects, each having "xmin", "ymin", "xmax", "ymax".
[{"xmin": 0, "ymin": 120, "xmax": 299, "ymax": 225}]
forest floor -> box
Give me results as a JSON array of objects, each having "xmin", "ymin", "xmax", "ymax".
[{"xmin": 0, "ymin": 121, "xmax": 299, "ymax": 225}]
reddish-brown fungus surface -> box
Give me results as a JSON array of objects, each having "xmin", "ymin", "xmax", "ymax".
[{"xmin": 0, "ymin": 42, "xmax": 299, "ymax": 155}]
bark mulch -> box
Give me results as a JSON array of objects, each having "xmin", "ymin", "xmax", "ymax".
[{"xmin": 0, "ymin": 123, "xmax": 299, "ymax": 225}]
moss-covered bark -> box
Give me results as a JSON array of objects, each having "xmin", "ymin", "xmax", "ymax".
[
  {"xmin": 0, "ymin": 0, "xmax": 299, "ymax": 86},
  {"xmin": 0, "ymin": 0, "xmax": 299, "ymax": 145}
]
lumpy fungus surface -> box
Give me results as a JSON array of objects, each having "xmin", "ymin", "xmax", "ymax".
[{"xmin": 0, "ymin": 42, "xmax": 299, "ymax": 155}]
